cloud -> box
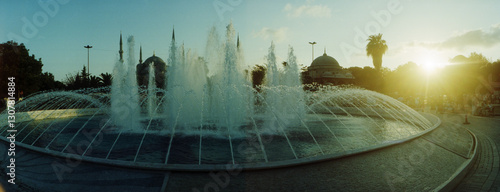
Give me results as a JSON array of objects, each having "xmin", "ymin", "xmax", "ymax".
[
  {"xmin": 414, "ymin": 24, "xmax": 500, "ymax": 50},
  {"xmin": 283, "ymin": 3, "xmax": 331, "ymax": 18},
  {"xmin": 253, "ymin": 27, "xmax": 289, "ymax": 42}
]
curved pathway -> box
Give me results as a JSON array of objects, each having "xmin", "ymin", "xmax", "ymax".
[{"xmin": 450, "ymin": 114, "xmax": 500, "ymax": 191}]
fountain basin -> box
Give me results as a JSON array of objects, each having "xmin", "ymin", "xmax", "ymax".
[{"xmin": 0, "ymin": 106, "xmax": 440, "ymax": 172}]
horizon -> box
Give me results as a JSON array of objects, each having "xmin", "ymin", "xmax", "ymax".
[{"xmin": 2, "ymin": 0, "xmax": 500, "ymax": 81}]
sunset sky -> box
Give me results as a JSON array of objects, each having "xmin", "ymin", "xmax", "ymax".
[{"xmin": 2, "ymin": 0, "xmax": 500, "ymax": 80}]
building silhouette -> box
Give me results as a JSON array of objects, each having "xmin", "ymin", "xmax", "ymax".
[{"xmin": 307, "ymin": 50, "xmax": 354, "ymax": 85}]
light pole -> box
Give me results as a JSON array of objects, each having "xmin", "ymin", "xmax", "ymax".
[
  {"xmin": 84, "ymin": 45, "xmax": 93, "ymax": 77},
  {"xmin": 309, "ymin": 42, "xmax": 316, "ymax": 62}
]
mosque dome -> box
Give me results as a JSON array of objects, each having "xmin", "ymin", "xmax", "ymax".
[
  {"xmin": 311, "ymin": 52, "xmax": 341, "ymax": 69},
  {"xmin": 306, "ymin": 51, "xmax": 354, "ymax": 85},
  {"xmin": 143, "ymin": 55, "xmax": 166, "ymax": 66},
  {"xmin": 136, "ymin": 53, "xmax": 167, "ymax": 89}
]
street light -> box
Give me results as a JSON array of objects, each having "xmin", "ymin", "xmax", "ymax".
[
  {"xmin": 84, "ymin": 45, "xmax": 93, "ymax": 77},
  {"xmin": 309, "ymin": 42, "xmax": 316, "ymax": 62}
]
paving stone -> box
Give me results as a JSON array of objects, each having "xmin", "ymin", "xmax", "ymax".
[{"xmin": 453, "ymin": 115, "xmax": 500, "ymax": 192}]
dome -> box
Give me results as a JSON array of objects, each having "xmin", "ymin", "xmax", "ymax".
[
  {"xmin": 143, "ymin": 55, "xmax": 166, "ymax": 66},
  {"xmin": 311, "ymin": 53, "xmax": 341, "ymax": 68},
  {"xmin": 136, "ymin": 54, "xmax": 167, "ymax": 88}
]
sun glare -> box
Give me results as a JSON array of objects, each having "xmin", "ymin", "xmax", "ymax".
[
  {"xmin": 422, "ymin": 61, "xmax": 436, "ymax": 75},
  {"xmin": 420, "ymin": 53, "xmax": 443, "ymax": 75}
]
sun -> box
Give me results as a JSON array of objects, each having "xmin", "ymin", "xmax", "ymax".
[
  {"xmin": 422, "ymin": 60, "xmax": 437, "ymax": 75},
  {"xmin": 414, "ymin": 48, "xmax": 446, "ymax": 76},
  {"xmin": 420, "ymin": 54, "xmax": 443, "ymax": 75}
]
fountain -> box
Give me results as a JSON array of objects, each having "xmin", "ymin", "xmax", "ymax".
[
  {"xmin": 0, "ymin": 23, "xmax": 438, "ymax": 170},
  {"xmin": 147, "ymin": 61, "xmax": 157, "ymax": 117},
  {"xmin": 111, "ymin": 35, "xmax": 141, "ymax": 131}
]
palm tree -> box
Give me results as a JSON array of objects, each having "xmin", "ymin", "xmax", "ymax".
[
  {"xmin": 366, "ymin": 33, "xmax": 388, "ymax": 71},
  {"xmin": 99, "ymin": 72, "xmax": 113, "ymax": 87}
]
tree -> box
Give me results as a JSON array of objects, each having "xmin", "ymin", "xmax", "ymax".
[
  {"xmin": 251, "ymin": 65, "xmax": 266, "ymax": 92},
  {"xmin": 366, "ymin": 33, "xmax": 388, "ymax": 71},
  {"xmin": 99, "ymin": 72, "xmax": 113, "ymax": 87},
  {"xmin": 64, "ymin": 65, "xmax": 104, "ymax": 90},
  {"xmin": 39, "ymin": 72, "xmax": 65, "ymax": 91},
  {"xmin": 491, "ymin": 60, "xmax": 500, "ymax": 82},
  {"xmin": 449, "ymin": 52, "xmax": 490, "ymax": 66},
  {"xmin": 79, "ymin": 65, "xmax": 89, "ymax": 88},
  {"xmin": 384, "ymin": 62, "xmax": 426, "ymax": 96},
  {"xmin": 0, "ymin": 41, "xmax": 61, "ymax": 98},
  {"xmin": 468, "ymin": 52, "xmax": 490, "ymax": 65},
  {"xmin": 64, "ymin": 72, "xmax": 81, "ymax": 90},
  {"xmin": 300, "ymin": 66, "xmax": 312, "ymax": 85},
  {"xmin": 347, "ymin": 66, "xmax": 384, "ymax": 92},
  {"xmin": 89, "ymin": 75, "xmax": 101, "ymax": 88},
  {"xmin": 442, "ymin": 52, "xmax": 493, "ymax": 95}
]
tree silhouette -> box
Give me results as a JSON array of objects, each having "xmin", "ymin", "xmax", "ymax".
[
  {"xmin": 80, "ymin": 66, "xmax": 89, "ymax": 88},
  {"xmin": 89, "ymin": 75, "xmax": 101, "ymax": 88},
  {"xmin": 64, "ymin": 65, "xmax": 103, "ymax": 89},
  {"xmin": 0, "ymin": 41, "xmax": 63, "ymax": 98},
  {"xmin": 251, "ymin": 65, "xmax": 266, "ymax": 92},
  {"xmin": 366, "ymin": 33, "xmax": 388, "ymax": 71},
  {"xmin": 99, "ymin": 72, "xmax": 113, "ymax": 87},
  {"xmin": 468, "ymin": 52, "xmax": 490, "ymax": 65},
  {"xmin": 39, "ymin": 72, "xmax": 65, "ymax": 91},
  {"xmin": 347, "ymin": 66, "xmax": 384, "ymax": 92},
  {"xmin": 300, "ymin": 66, "xmax": 312, "ymax": 85}
]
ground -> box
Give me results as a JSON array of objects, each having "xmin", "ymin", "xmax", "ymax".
[{"xmin": 452, "ymin": 114, "xmax": 500, "ymax": 191}]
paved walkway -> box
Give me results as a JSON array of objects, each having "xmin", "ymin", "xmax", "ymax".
[{"xmin": 446, "ymin": 114, "xmax": 500, "ymax": 192}]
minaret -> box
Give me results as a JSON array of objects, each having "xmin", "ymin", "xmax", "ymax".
[
  {"xmin": 181, "ymin": 43, "xmax": 185, "ymax": 58},
  {"xmin": 119, "ymin": 32, "xmax": 124, "ymax": 61},
  {"xmin": 139, "ymin": 45, "xmax": 143, "ymax": 64},
  {"xmin": 172, "ymin": 27, "xmax": 175, "ymax": 41},
  {"xmin": 237, "ymin": 33, "xmax": 240, "ymax": 49}
]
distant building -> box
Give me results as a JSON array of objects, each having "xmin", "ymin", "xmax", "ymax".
[
  {"xmin": 136, "ymin": 50, "xmax": 167, "ymax": 89},
  {"xmin": 117, "ymin": 34, "xmax": 167, "ymax": 89},
  {"xmin": 307, "ymin": 51, "xmax": 354, "ymax": 85}
]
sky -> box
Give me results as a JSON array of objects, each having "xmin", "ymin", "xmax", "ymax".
[{"xmin": 2, "ymin": 0, "xmax": 500, "ymax": 81}]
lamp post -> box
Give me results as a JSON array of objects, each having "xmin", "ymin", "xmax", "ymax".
[
  {"xmin": 84, "ymin": 45, "xmax": 93, "ymax": 77},
  {"xmin": 309, "ymin": 42, "xmax": 316, "ymax": 62}
]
